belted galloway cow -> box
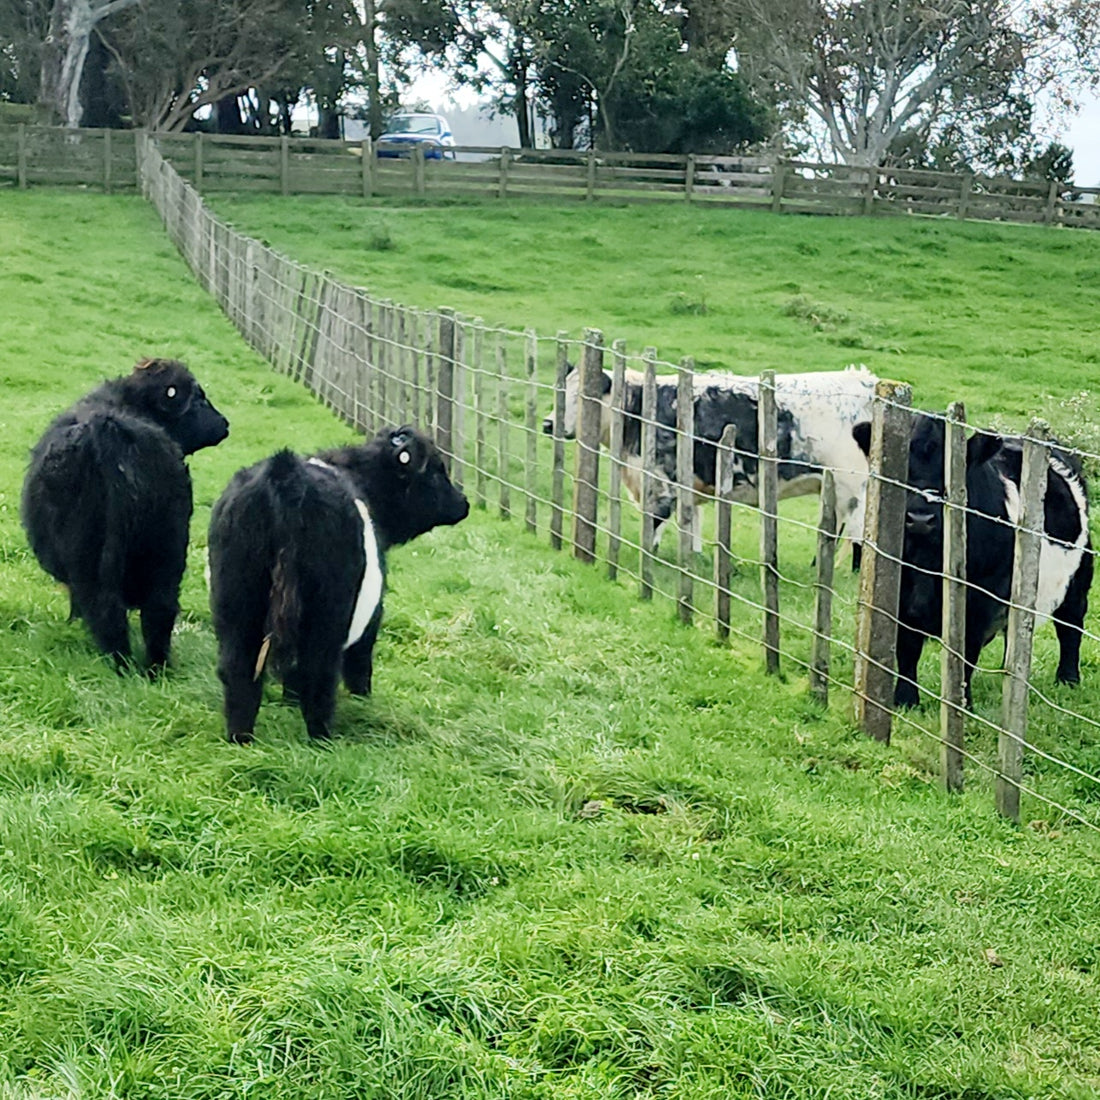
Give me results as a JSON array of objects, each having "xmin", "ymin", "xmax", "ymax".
[
  {"xmin": 208, "ymin": 426, "xmax": 469, "ymax": 743},
  {"xmin": 21, "ymin": 357, "xmax": 229, "ymax": 670},
  {"xmin": 544, "ymin": 365, "xmax": 876, "ymax": 553},
  {"xmin": 853, "ymin": 414, "xmax": 1093, "ymax": 708}
]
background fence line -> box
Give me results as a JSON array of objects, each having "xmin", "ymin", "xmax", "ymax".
[
  {"xmin": 134, "ymin": 133, "xmax": 1100, "ymax": 829},
  {"xmin": 4, "ymin": 122, "xmax": 1100, "ymax": 231}
]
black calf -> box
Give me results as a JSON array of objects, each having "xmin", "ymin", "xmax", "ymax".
[
  {"xmin": 208, "ymin": 426, "xmax": 468, "ymax": 742},
  {"xmin": 853, "ymin": 415, "xmax": 1092, "ymax": 708},
  {"xmin": 21, "ymin": 358, "xmax": 229, "ymax": 670}
]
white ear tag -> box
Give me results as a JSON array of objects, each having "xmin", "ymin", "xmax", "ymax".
[
  {"xmin": 167, "ymin": 386, "xmax": 177, "ymax": 398},
  {"xmin": 399, "ymin": 450, "xmax": 411, "ymax": 465}
]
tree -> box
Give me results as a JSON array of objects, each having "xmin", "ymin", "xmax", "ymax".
[
  {"xmin": 38, "ymin": 0, "xmax": 141, "ymax": 126},
  {"xmin": 733, "ymin": 0, "xmax": 1100, "ymax": 166},
  {"xmin": 0, "ymin": 0, "xmax": 51, "ymax": 104}
]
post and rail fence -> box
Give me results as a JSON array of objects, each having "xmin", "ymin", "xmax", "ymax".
[{"xmin": 3, "ymin": 123, "xmax": 1100, "ymax": 231}]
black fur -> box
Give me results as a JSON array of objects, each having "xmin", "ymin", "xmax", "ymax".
[
  {"xmin": 208, "ymin": 425, "xmax": 469, "ymax": 743},
  {"xmin": 853, "ymin": 414, "xmax": 1093, "ymax": 708},
  {"xmin": 21, "ymin": 358, "xmax": 229, "ymax": 670}
]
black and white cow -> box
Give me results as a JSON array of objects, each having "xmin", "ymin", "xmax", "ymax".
[
  {"xmin": 21, "ymin": 357, "xmax": 229, "ymax": 670},
  {"xmin": 853, "ymin": 414, "xmax": 1093, "ymax": 708},
  {"xmin": 207, "ymin": 426, "xmax": 469, "ymax": 743},
  {"xmin": 543, "ymin": 365, "xmax": 877, "ymax": 552}
]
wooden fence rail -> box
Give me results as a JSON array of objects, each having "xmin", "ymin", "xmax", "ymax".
[
  {"xmin": 4, "ymin": 124, "xmax": 1100, "ymax": 232},
  {"xmin": 134, "ymin": 134, "xmax": 1098, "ymax": 828}
]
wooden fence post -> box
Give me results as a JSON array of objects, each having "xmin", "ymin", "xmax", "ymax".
[
  {"xmin": 853, "ymin": 380, "xmax": 912, "ymax": 742},
  {"xmin": 677, "ymin": 357, "xmax": 695, "ymax": 624},
  {"xmin": 103, "ymin": 128, "xmax": 112, "ymax": 194},
  {"xmin": 17, "ymin": 123, "xmax": 27, "ymax": 188},
  {"xmin": 1044, "ymin": 179, "xmax": 1060, "ymax": 225},
  {"xmin": 639, "ymin": 349, "xmax": 658, "ymax": 599},
  {"xmin": 715, "ymin": 424, "xmax": 738, "ymax": 641},
  {"xmin": 473, "ymin": 320, "xmax": 487, "ymax": 509},
  {"xmin": 549, "ymin": 332, "xmax": 570, "ymax": 549},
  {"xmin": 586, "ymin": 150, "xmax": 597, "ymax": 202},
  {"xmin": 957, "ymin": 173, "xmax": 973, "ymax": 220},
  {"xmin": 498, "ymin": 147, "xmax": 511, "ymax": 199},
  {"xmin": 497, "ymin": 335, "xmax": 511, "ymax": 521},
  {"xmin": 361, "ymin": 138, "xmax": 373, "ymax": 198},
  {"xmin": 194, "ymin": 132, "xmax": 204, "ymax": 189},
  {"xmin": 996, "ymin": 420, "xmax": 1049, "ymax": 823},
  {"xmin": 280, "ymin": 136, "xmax": 290, "ymax": 196},
  {"xmin": 810, "ymin": 469, "xmax": 838, "ymax": 704},
  {"xmin": 524, "ymin": 329, "xmax": 539, "ymax": 533},
  {"xmin": 414, "ymin": 146, "xmax": 426, "ymax": 195},
  {"xmin": 861, "ymin": 164, "xmax": 875, "ymax": 216},
  {"xmin": 941, "ymin": 403, "xmax": 968, "ymax": 793},
  {"xmin": 685, "ymin": 155, "xmax": 696, "ymax": 203},
  {"xmin": 758, "ymin": 370, "xmax": 780, "ymax": 673},
  {"xmin": 771, "ymin": 160, "xmax": 786, "ymax": 214},
  {"xmin": 607, "ymin": 339, "xmax": 627, "ymax": 580},
  {"xmin": 572, "ymin": 329, "xmax": 604, "ymax": 563},
  {"xmin": 436, "ymin": 308, "xmax": 455, "ymax": 469},
  {"xmin": 452, "ymin": 316, "xmax": 467, "ymax": 490}
]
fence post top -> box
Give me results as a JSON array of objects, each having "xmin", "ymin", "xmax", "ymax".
[
  {"xmin": 873, "ymin": 379, "xmax": 912, "ymax": 405},
  {"xmin": 583, "ymin": 327, "xmax": 604, "ymax": 346},
  {"xmin": 1025, "ymin": 417, "xmax": 1051, "ymax": 441}
]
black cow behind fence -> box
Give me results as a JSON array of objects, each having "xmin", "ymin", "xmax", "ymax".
[
  {"xmin": 854, "ymin": 414, "xmax": 1093, "ymax": 708},
  {"xmin": 21, "ymin": 357, "xmax": 229, "ymax": 671},
  {"xmin": 208, "ymin": 425, "xmax": 469, "ymax": 743}
]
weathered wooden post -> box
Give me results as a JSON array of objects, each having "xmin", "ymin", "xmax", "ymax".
[
  {"xmin": 586, "ymin": 151, "xmax": 597, "ymax": 202},
  {"xmin": 810, "ymin": 469, "xmax": 838, "ymax": 704},
  {"xmin": 685, "ymin": 154, "xmax": 696, "ymax": 203},
  {"xmin": 941, "ymin": 403, "xmax": 968, "ymax": 793},
  {"xmin": 103, "ymin": 127, "xmax": 112, "ymax": 194},
  {"xmin": 549, "ymin": 332, "xmax": 570, "ymax": 550},
  {"xmin": 497, "ymin": 335, "xmax": 511, "ymax": 521},
  {"xmin": 759, "ymin": 370, "xmax": 780, "ymax": 674},
  {"xmin": 607, "ymin": 339, "xmax": 627, "ymax": 580},
  {"xmin": 361, "ymin": 137, "xmax": 373, "ymax": 198},
  {"xmin": 957, "ymin": 173, "xmax": 973, "ymax": 220},
  {"xmin": 639, "ymin": 349, "xmax": 659, "ymax": 600},
  {"xmin": 280, "ymin": 136, "xmax": 290, "ymax": 195},
  {"xmin": 715, "ymin": 424, "xmax": 738, "ymax": 641},
  {"xmin": 194, "ymin": 131, "xmax": 204, "ymax": 189},
  {"xmin": 436, "ymin": 308, "xmax": 456, "ymax": 470},
  {"xmin": 452, "ymin": 317, "xmax": 467, "ymax": 491},
  {"xmin": 853, "ymin": 380, "xmax": 912, "ymax": 742},
  {"xmin": 498, "ymin": 148, "xmax": 511, "ymax": 200},
  {"xmin": 524, "ymin": 329, "xmax": 539, "ymax": 533},
  {"xmin": 413, "ymin": 145, "xmax": 426, "ymax": 195},
  {"xmin": 677, "ymin": 357, "xmax": 696, "ymax": 625},
  {"xmin": 473, "ymin": 320, "xmax": 487, "ymax": 509},
  {"xmin": 996, "ymin": 420, "xmax": 1049, "ymax": 823},
  {"xmin": 771, "ymin": 160, "xmax": 786, "ymax": 214},
  {"xmin": 17, "ymin": 123, "xmax": 27, "ymax": 189},
  {"xmin": 572, "ymin": 329, "xmax": 604, "ymax": 563}
]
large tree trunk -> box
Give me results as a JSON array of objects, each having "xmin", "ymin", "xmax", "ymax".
[
  {"xmin": 39, "ymin": 0, "xmax": 140, "ymax": 127},
  {"xmin": 513, "ymin": 57, "xmax": 532, "ymax": 148}
]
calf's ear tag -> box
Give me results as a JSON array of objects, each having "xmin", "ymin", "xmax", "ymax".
[
  {"xmin": 399, "ymin": 450, "xmax": 411, "ymax": 465},
  {"xmin": 167, "ymin": 386, "xmax": 177, "ymax": 398}
]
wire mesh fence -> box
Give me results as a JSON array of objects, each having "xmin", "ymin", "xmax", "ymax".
[{"xmin": 137, "ymin": 134, "xmax": 1100, "ymax": 830}]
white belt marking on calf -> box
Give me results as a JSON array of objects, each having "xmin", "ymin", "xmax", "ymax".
[
  {"xmin": 308, "ymin": 458, "xmax": 383, "ymax": 649},
  {"xmin": 1000, "ymin": 463, "xmax": 1088, "ymax": 623}
]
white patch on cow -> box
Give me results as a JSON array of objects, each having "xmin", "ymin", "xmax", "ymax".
[
  {"xmin": 307, "ymin": 458, "xmax": 384, "ymax": 649},
  {"xmin": 1000, "ymin": 460, "xmax": 1089, "ymax": 623},
  {"xmin": 345, "ymin": 498, "xmax": 383, "ymax": 649}
]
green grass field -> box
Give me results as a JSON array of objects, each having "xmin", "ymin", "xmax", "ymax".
[{"xmin": 1, "ymin": 188, "xmax": 1099, "ymax": 1099}]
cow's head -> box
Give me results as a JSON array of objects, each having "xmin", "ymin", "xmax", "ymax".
[
  {"xmin": 541, "ymin": 364, "xmax": 612, "ymax": 440},
  {"xmin": 379, "ymin": 425, "xmax": 469, "ymax": 542},
  {"xmin": 128, "ymin": 358, "xmax": 230, "ymax": 455},
  {"xmin": 852, "ymin": 414, "xmax": 1002, "ymax": 568}
]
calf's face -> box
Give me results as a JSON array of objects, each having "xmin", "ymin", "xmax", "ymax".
[
  {"xmin": 132, "ymin": 358, "xmax": 230, "ymax": 455},
  {"xmin": 385, "ymin": 426, "xmax": 469, "ymax": 536},
  {"xmin": 541, "ymin": 365, "xmax": 611, "ymax": 439}
]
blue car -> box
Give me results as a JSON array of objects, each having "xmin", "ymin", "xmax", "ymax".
[{"xmin": 376, "ymin": 113, "xmax": 455, "ymax": 160}]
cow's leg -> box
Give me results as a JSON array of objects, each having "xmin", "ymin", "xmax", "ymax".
[
  {"xmin": 343, "ymin": 605, "xmax": 383, "ymax": 696},
  {"xmin": 140, "ymin": 590, "xmax": 180, "ymax": 673},
  {"xmin": 651, "ymin": 494, "xmax": 675, "ymax": 553},
  {"xmin": 212, "ymin": 568, "xmax": 270, "ymax": 744},
  {"xmin": 70, "ymin": 581, "xmax": 131, "ymax": 667},
  {"xmin": 298, "ymin": 658, "xmax": 342, "ymax": 740},
  {"xmin": 893, "ymin": 624, "xmax": 926, "ymax": 709},
  {"xmin": 67, "ymin": 587, "xmax": 82, "ymax": 622},
  {"xmin": 1053, "ymin": 551, "xmax": 1093, "ymax": 685}
]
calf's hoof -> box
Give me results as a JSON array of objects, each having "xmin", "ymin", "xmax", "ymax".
[{"xmin": 227, "ymin": 728, "xmax": 254, "ymax": 745}]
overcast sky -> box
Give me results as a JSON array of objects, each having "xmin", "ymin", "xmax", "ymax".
[{"xmin": 1058, "ymin": 93, "xmax": 1100, "ymax": 187}]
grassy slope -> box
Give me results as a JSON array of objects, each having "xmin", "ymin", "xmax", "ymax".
[
  {"xmin": 0, "ymin": 190, "xmax": 1097, "ymax": 1099},
  {"xmin": 207, "ymin": 193, "xmax": 1100, "ymax": 436}
]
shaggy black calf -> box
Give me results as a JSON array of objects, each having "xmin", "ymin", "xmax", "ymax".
[
  {"xmin": 21, "ymin": 358, "xmax": 229, "ymax": 670},
  {"xmin": 208, "ymin": 425, "xmax": 469, "ymax": 743},
  {"xmin": 854, "ymin": 414, "xmax": 1093, "ymax": 708}
]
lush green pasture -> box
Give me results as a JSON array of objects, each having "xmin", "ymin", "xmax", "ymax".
[
  {"xmin": 208, "ymin": 192, "xmax": 1100, "ymax": 439},
  {"xmin": 0, "ymin": 189, "xmax": 1099, "ymax": 1099}
]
